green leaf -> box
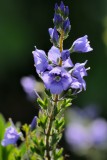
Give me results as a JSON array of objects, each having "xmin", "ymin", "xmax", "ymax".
[
  {"xmin": 31, "ymin": 137, "xmax": 45, "ymax": 158},
  {"xmin": 38, "ymin": 110, "xmax": 48, "ymax": 129},
  {"xmin": 37, "ymin": 98, "xmax": 47, "ymax": 110},
  {"xmin": 51, "ymin": 133, "xmax": 59, "ymax": 146},
  {"xmin": 53, "ymin": 148, "xmax": 64, "ymax": 159},
  {"xmin": 22, "ymin": 124, "xmax": 29, "ymax": 133},
  {"xmin": 55, "ymin": 118, "xmax": 65, "ymax": 130},
  {"xmin": 56, "ymin": 148, "xmax": 63, "ymax": 158},
  {"xmin": 60, "ymin": 98, "xmax": 72, "ymax": 109},
  {"xmin": 0, "ymin": 114, "xmax": 5, "ymax": 140}
]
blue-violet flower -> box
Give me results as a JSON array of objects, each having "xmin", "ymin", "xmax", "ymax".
[
  {"xmin": 53, "ymin": 14, "xmax": 62, "ymax": 28},
  {"xmin": 71, "ymin": 61, "xmax": 88, "ymax": 91},
  {"xmin": 59, "ymin": 1, "xmax": 65, "ymax": 14},
  {"xmin": 41, "ymin": 67, "xmax": 72, "ymax": 94},
  {"xmin": 61, "ymin": 49, "xmax": 70, "ymax": 61},
  {"xmin": 72, "ymin": 61, "xmax": 88, "ymax": 79},
  {"xmin": 1, "ymin": 126, "xmax": 21, "ymax": 146},
  {"xmin": 63, "ymin": 18, "xmax": 71, "ymax": 33},
  {"xmin": 48, "ymin": 46, "xmax": 73, "ymax": 68},
  {"xmin": 64, "ymin": 6, "xmax": 69, "ymax": 18},
  {"xmin": 33, "ymin": 48, "xmax": 49, "ymax": 74},
  {"xmin": 48, "ymin": 27, "xmax": 59, "ymax": 45},
  {"xmin": 30, "ymin": 116, "xmax": 37, "ymax": 131},
  {"xmin": 72, "ymin": 35, "xmax": 93, "ymax": 53}
]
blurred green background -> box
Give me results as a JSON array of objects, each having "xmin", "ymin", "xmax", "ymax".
[{"xmin": 0, "ymin": 0, "xmax": 107, "ymax": 159}]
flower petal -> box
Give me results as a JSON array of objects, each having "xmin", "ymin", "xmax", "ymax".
[
  {"xmin": 48, "ymin": 46, "xmax": 61, "ymax": 64},
  {"xmin": 1, "ymin": 126, "xmax": 21, "ymax": 146},
  {"xmin": 33, "ymin": 48, "xmax": 48, "ymax": 73},
  {"xmin": 50, "ymin": 81, "xmax": 63, "ymax": 94},
  {"xmin": 72, "ymin": 35, "xmax": 93, "ymax": 53},
  {"xmin": 63, "ymin": 57, "xmax": 74, "ymax": 68}
]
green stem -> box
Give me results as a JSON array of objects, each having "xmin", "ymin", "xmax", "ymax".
[
  {"xmin": 45, "ymin": 29, "xmax": 64, "ymax": 159},
  {"xmin": 45, "ymin": 95, "xmax": 58, "ymax": 160},
  {"xmin": 25, "ymin": 132, "xmax": 30, "ymax": 160}
]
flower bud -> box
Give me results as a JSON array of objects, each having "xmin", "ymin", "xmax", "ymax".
[
  {"xmin": 63, "ymin": 18, "xmax": 71, "ymax": 35},
  {"xmin": 30, "ymin": 116, "xmax": 37, "ymax": 131},
  {"xmin": 53, "ymin": 14, "xmax": 62, "ymax": 29},
  {"xmin": 54, "ymin": 3, "xmax": 59, "ymax": 14},
  {"xmin": 64, "ymin": 6, "xmax": 69, "ymax": 18},
  {"xmin": 61, "ymin": 50, "xmax": 70, "ymax": 61},
  {"xmin": 59, "ymin": 2, "xmax": 69, "ymax": 19},
  {"xmin": 48, "ymin": 27, "xmax": 59, "ymax": 46},
  {"xmin": 59, "ymin": 1, "xmax": 65, "ymax": 14}
]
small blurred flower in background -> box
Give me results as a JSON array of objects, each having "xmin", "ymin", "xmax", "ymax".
[
  {"xmin": 1, "ymin": 126, "xmax": 22, "ymax": 146},
  {"xmin": 65, "ymin": 105, "xmax": 107, "ymax": 159},
  {"xmin": 20, "ymin": 75, "xmax": 44, "ymax": 101}
]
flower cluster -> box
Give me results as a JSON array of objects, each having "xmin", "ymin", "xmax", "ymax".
[
  {"xmin": 65, "ymin": 106, "xmax": 107, "ymax": 155},
  {"xmin": 33, "ymin": 1, "xmax": 93, "ymax": 95}
]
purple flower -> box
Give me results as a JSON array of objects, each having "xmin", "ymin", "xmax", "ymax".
[
  {"xmin": 48, "ymin": 27, "xmax": 59, "ymax": 45},
  {"xmin": 63, "ymin": 57, "xmax": 73, "ymax": 68},
  {"xmin": 71, "ymin": 77, "xmax": 83, "ymax": 91},
  {"xmin": 65, "ymin": 107, "xmax": 107, "ymax": 153},
  {"xmin": 52, "ymin": 2, "xmax": 70, "ymax": 34},
  {"xmin": 53, "ymin": 14, "xmax": 62, "ymax": 27},
  {"xmin": 84, "ymin": 105, "xmax": 99, "ymax": 119},
  {"xmin": 20, "ymin": 75, "xmax": 45, "ymax": 101},
  {"xmin": 71, "ymin": 77, "xmax": 86, "ymax": 92},
  {"xmin": 71, "ymin": 61, "xmax": 88, "ymax": 91},
  {"xmin": 65, "ymin": 123, "xmax": 90, "ymax": 150},
  {"xmin": 63, "ymin": 18, "xmax": 71, "ymax": 33},
  {"xmin": 59, "ymin": 1, "xmax": 65, "ymax": 13},
  {"xmin": 59, "ymin": 2, "xmax": 69, "ymax": 18},
  {"xmin": 33, "ymin": 45, "xmax": 73, "ymax": 75},
  {"xmin": 72, "ymin": 61, "xmax": 88, "ymax": 79},
  {"xmin": 61, "ymin": 49, "xmax": 70, "ymax": 61},
  {"xmin": 90, "ymin": 119, "xmax": 107, "ymax": 145},
  {"xmin": 54, "ymin": 3, "xmax": 59, "ymax": 13},
  {"xmin": 20, "ymin": 76, "xmax": 36, "ymax": 96},
  {"xmin": 41, "ymin": 67, "xmax": 72, "ymax": 94},
  {"xmin": 48, "ymin": 46, "xmax": 73, "ymax": 68},
  {"xmin": 48, "ymin": 46, "xmax": 61, "ymax": 65},
  {"xmin": 64, "ymin": 6, "xmax": 69, "ymax": 17},
  {"xmin": 30, "ymin": 116, "xmax": 37, "ymax": 131},
  {"xmin": 72, "ymin": 35, "xmax": 93, "ymax": 53},
  {"xmin": 33, "ymin": 47, "xmax": 48, "ymax": 74},
  {"xmin": 1, "ymin": 126, "xmax": 21, "ymax": 146}
]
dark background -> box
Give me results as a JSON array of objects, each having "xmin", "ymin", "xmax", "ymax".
[{"xmin": 0, "ymin": 0, "xmax": 107, "ymax": 158}]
